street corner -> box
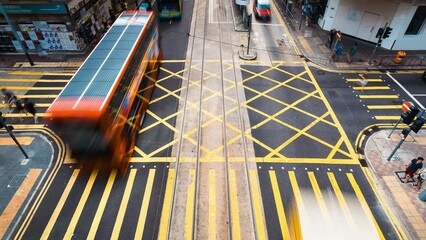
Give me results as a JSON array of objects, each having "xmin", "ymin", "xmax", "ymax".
[{"xmin": 0, "ymin": 128, "xmax": 64, "ymax": 239}]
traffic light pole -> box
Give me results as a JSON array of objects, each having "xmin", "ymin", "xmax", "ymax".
[
  {"xmin": 369, "ymin": 22, "xmax": 387, "ymax": 65},
  {"xmin": 387, "ymin": 131, "xmax": 407, "ymax": 161},
  {"xmin": 388, "ymin": 118, "xmax": 401, "ymax": 138},
  {"xmin": 0, "ymin": 116, "xmax": 29, "ymax": 159}
]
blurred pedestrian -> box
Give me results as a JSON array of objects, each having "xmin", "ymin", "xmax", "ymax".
[
  {"xmin": 23, "ymin": 98, "xmax": 38, "ymax": 124},
  {"xmin": 332, "ymin": 42, "xmax": 344, "ymax": 61},
  {"xmin": 10, "ymin": 96, "xmax": 24, "ymax": 122},
  {"xmin": 414, "ymin": 168, "xmax": 426, "ymax": 190},
  {"xmin": 1, "ymin": 88, "xmax": 14, "ymax": 105},
  {"xmin": 347, "ymin": 43, "xmax": 358, "ymax": 63},
  {"xmin": 357, "ymin": 73, "xmax": 368, "ymax": 91},
  {"xmin": 403, "ymin": 157, "xmax": 424, "ymax": 183}
]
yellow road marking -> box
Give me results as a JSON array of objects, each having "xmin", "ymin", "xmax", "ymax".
[
  {"xmin": 0, "ymin": 79, "xmax": 69, "ymax": 83},
  {"xmin": 209, "ymin": 169, "xmax": 216, "ymax": 240},
  {"xmin": 158, "ymin": 169, "xmax": 176, "ymax": 240},
  {"xmin": 16, "ymin": 95, "xmax": 57, "ymax": 98},
  {"xmin": 362, "ymin": 169, "xmax": 407, "ymax": 240},
  {"xmin": 229, "ymin": 170, "xmax": 241, "ymax": 240},
  {"xmin": 41, "ymin": 169, "xmax": 80, "ymax": 239},
  {"xmin": 64, "ymin": 169, "xmax": 98, "ymax": 239},
  {"xmin": 375, "ymin": 116, "xmax": 400, "ymax": 120},
  {"xmin": 367, "ymin": 105, "xmax": 401, "ymax": 109},
  {"xmin": 359, "ymin": 95, "xmax": 399, "ymax": 99},
  {"xmin": 327, "ymin": 172, "xmax": 355, "ymax": 226},
  {"xmin": 135, "ymin": 169, "xmax": 156, "ymax": 239},
  {"xmin": 8, "ymin": 71, "xmax": 74, "ymax": 76},
  {"xmin": 0, "ymin": 137, "xmax": 34, "ymax": 145},
  {"xmin": 288, "ymin": 171, "xmax": 305, "ymax": 216},
  {"xmin": 0, "ymin": 103, "xmax": 50, "ymax": 108},
  {"xmin": 307, "ymin": 172, "xmax": 331, "ymax": 224},
  {"xmin": 4, "ymin": 113, "xmax": 49, "ymax": 118},
  {"xmin": 249, "ymin": 170, "xmax": 267, "ymax": 240},
  {"xmin": 304, "ymin": 66, "xmax": 357, "ymax": 159},
  {"xmin": 87, "ymin": 170, "xmax": 117, "ymax": 240},
  {"xmin": 0, "ymin": 169, "xmax": 41, "ymax": 238},
  {"xmin": 353, "ymin": 86, "xmax": 390, "ymax": 90},
  {"xmin": 269, "ymin": 170, "xmax": 290, "ymax": 239},
  {"xmin": 185, "ymin": 169, "xmax": 196, "ymax": 240},
  {"xmin": 346, "ymin": 78, "xmax": 383, "ymax": 82},
  {"xmin": 129, "ymin": 157, "xmax": 357, "ymax": 163},
  {"xmin": 111, "ymin": 169, "xmax": 137, "ymax": 239},
  {"xmin": 0, "ymin": 86, "xmax": 63, "ymax": 91},
  {"xmin": 347, "ymin": 173, "xmax": 385, "ymax": 239},
  {"xmin": 326, "ymin": 137, "xmax": 344, "ymax": 160}
]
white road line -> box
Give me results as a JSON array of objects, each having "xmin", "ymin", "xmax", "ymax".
[
  {"xmin": 252, "ymin": 23, "xmax": 282, "ymax": 26},
  {"xmin": 412, "ymin": 94, "xmax": 426, "ymax": 97},
  {"xmin": 387, "ymin": 72, "xmax": 425, "ymax": 109}
]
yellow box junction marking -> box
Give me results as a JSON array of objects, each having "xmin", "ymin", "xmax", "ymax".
[
  {"xmin": 347, "ymin": 173, "xmax": 385, "ymax": 239},
  {"xmin": 229, "ymin": 170, "xmax": 241, "ymax": 240},
  {"xmin": 87, "ymin": 170, "xmax": 117, "ymax": 240},
  {"xmin": 0, "ymin": 137, "xmax": 34, "ymax": 145},
  {"xmin": 158, "ymin": 169, "xmax": 176, "ymax": 240},
  {"xmin": 185, "ymin": 169, "xmax": 196, "ymax": 240},
  {"xmin": 42, "ymin": 169, "xmax": 80, "ymax": 239},
  {"xmin": 64, "ymin": 169, "xmax": 99, "ymax": 239},
  {"xmin": 0, "ymin": 169, "xmax": 42, "ymax": 238},
  {"xmin": 209, "ymin": 169, "xmax": 217, "ymax": 240},
  {"xmin": 111, "ymin": 169, "xmax": 137, "ymax": 238},
  {"xmin": 249, "ymin": 170, "xmax": 267, "ymax": 240},
  {"xmin": 135, "ymin": 169, "xmax": 156, "ymax": 239},
  {"xmin": 269, "ymin": 171, "xmax": 290, "ymax": 239}
]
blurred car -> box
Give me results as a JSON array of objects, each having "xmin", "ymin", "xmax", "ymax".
[{"xmin": 253, "ymin": 0, "xmax": 271, "ymax": 21}]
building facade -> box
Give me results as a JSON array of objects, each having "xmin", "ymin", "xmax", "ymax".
[
  {"xmin": 317, "ymin": 0, "xmax": 426, "ymax": 50},
  {"xmin": 0, "ymin": 0, "xmax": 123, "ymax": 53}
]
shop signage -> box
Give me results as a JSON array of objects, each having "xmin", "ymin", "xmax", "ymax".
[{"xmin": 3, "ymin": 4, "xmax": 68, "ymax": 14}]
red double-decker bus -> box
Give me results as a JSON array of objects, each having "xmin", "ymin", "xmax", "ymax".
[{"xmin": 46, "ymin": 11, "xmax": 161, "ymax": 173}]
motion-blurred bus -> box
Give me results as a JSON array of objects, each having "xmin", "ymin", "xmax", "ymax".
[
  {"xmin": 158, "ymin": 0, "xmax": 182, "ymax": 19},
  {"xmin": 46, "ymin": 11, "xmax": 161, "ymax": 173}
]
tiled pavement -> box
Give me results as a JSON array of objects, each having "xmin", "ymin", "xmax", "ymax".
[{"xmin": 365, "ymin": 130, "xmax": 426, "ymax": 240}]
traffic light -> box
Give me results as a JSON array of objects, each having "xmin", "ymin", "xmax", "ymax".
[
  {"xmin": 401, "ymin": 106, "xmax": 420, "ymax": 125},
  {"xmin": 377, "ymin": 39, "xmax": 383, "ymax": 47},
  {"xmin": 402, "ymin": 127, "xmax": 411, "ymax": 137},
  {"xmin": 410, "ymin": 117, "xmax": 425, "ymax": 133},
  {"xmin": 375, "ymin": 28, "xmax": 384, "ymax": 38},
  {"xmin": 383, "ymin": 27, "xmax": 393, "ymax": 39}
]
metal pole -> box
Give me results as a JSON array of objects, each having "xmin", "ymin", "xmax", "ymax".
[
  {"xmin": 0, "ymin": 117, "xmax": 29, "ymax": 159},
  {"xmin": 0, "ymin": 4, "xmax": 34, "ymax": 66},
  {"xmin": 247, "ymin": 14, "xmax": 252, "ymax": 55},
  {"xmin": 387, "ymin": 134, "xmax": 406, "ymax": 161},
  {"xmin": 369, "ymin": 22, "xmax": 387, "ymax": 65},
  {"xmin": 388, "ymin": 118, "xmax": 402, "ymax": 138}
]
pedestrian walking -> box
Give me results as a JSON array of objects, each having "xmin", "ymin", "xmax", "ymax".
[
  {"xmin": 328, "ymin": 28, "xmax": 336, "ymax": 49},
  {"xmin": 1, "ymin": 88, "xmax": 15, "ymax": 105},
  {"xmin": 332, "ymin": 42, "xmax": 344, "ymax": 61},
  {"xmin": 23, "ymin": 98, "xmax": 38, "ymax": 124},
  {"xmin": 357, "ymin": 73, "xmax": 368, "ymax": 91},
  {"xmin": 413, "ymin": 168, "xmax": 426, "ymax": 190},
  {"xmin": 347, "ymin": 43, "xmax": 358, "ymax": 63},
  {"xmin": 9, "ymin": 96, "xmax": 24, "ymax": 122},
  {"xmin": 403, "ymin": 157, "xmax": 424, "ymax": 183}
]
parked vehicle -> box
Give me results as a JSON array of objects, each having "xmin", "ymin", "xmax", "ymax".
[{"xmin": 253, "ymin": 0, "xmax": 271, "ymax": 21}]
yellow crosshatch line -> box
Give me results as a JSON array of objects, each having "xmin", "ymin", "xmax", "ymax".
[{"xmin": 129, "ymin": 157, "xmax": 356, "ymax": 164}]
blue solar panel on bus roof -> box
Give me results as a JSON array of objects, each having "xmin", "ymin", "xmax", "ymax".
[
  {"xmin": 81, "ymin": 57, "xmax": 104, "ymax": 70},
  {"xmin": 84, "ymin": 81, "xmax": 113, "ymax": 97},
  {"xmin": 103, "ymin": 58, "xmax": 126, "ymax": 70},
  {"xmin": 92, "ymin": 69, "xmax": 121, "ymax": 82},
  {"xmin": 108, "ymin": 50, "xmax": 129, "ymax": 58},
  {"xmin": 109, "ymin": 26, "xmax": 125, "ymax": 33},
  {"xmin": 101, "ymin": 33, "xmax": 122, "ymax": 42},
  {"xmin": 71, "ymin": 69, "xmax": 97, "ymax": 82},
  {"xmin": 97, "ymin": 40, "xmax": 116, "ymax": 50},
  {"xmin": 115, "ymin": 40, "xmax": 135, "ymax": 50},
  {"xmin": 126, "ymin": 26, "xmax": 144, "ymax": 34},
  {"xmin": 89, "ymin": 49, "xmax": 109, "ymax": 59},
  {"xmin": 60, "ymin": 81, "xmax": 87, "ymax": 96}
]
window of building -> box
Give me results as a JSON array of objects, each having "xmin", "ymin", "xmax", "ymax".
[{"xmin": 405, "ymin": 6, "xmax": 426, "ymax": 35}]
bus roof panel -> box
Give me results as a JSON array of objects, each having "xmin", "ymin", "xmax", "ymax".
[{"xmin": 50, "ymin": 11, "xmax": 153, "ymax": 113}]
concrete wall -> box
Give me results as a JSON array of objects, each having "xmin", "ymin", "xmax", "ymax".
[{"xmin": 390, "ymin": 4, "xmax": 426, "ymax": 50}]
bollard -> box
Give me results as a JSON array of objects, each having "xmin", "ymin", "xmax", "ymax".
[{"xmin": 393, "ymin": 51, "xmax": 406, "ymax": 64}]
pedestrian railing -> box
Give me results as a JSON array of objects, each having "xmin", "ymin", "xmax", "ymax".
[{"xmin": 375, "ymin": 54, "xmax": 426, "ymax": 66}]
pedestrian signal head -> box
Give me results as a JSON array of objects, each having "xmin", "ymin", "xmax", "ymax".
[
  {"xmin": 383, "ymin": 27, "xmax": 393, "ymax": 39},
  {"xmin": 410, "ymin": 117, "xmax": 425, "ymax": 133},
  {"xmin": 401, "ymin": 106, "xmax": 419, "ymax": 125}
]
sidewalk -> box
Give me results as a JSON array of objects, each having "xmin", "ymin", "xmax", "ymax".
[
  {"xmin": 276, "ymin": 1, "xmax": 426, "ymax": 71},
  {"xmin": 363, "ymin": 128, "xmax": 426, "ymax": 240},
  {"xmin": 0, "ymin": 129, "xmax": 57, "ymax": 239}
]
